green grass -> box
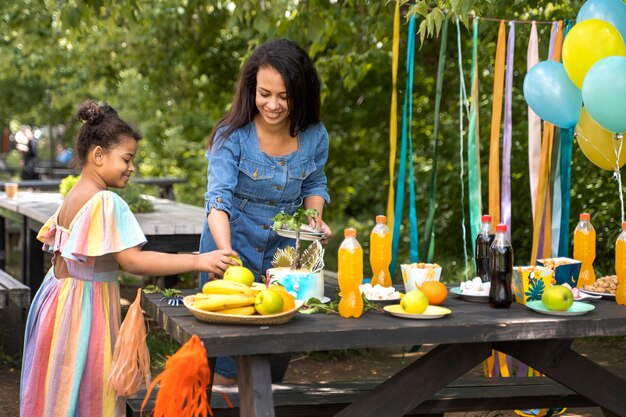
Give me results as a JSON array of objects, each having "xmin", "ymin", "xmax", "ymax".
[{"xmin": 146, "ymin": 326, "xmax": 181, "ymax": 374}]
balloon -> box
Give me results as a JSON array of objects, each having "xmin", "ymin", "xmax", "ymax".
[
  {"xmin": 577, "ymin": 0, "xmax": 626, "ymax": 42},
  {"xmin": 523, "ymin": 61, "xmax": 582, "ymax": 129},
  {"xmin": 562, "ymin": 19, "xmax": 626, "ymax": 88},
  {"xmin": 576, "ymin": 107, "xmax": 626, "ymax": 171},
  {"xmin": 582, "ymin": 56, "xmax": 626, "ymax": 133}
]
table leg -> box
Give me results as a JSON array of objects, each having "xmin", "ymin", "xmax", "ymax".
[
  {"xmin": 235, "ymin": 354, "xmax": 275, "ymax": 417},
  {"xmin": 334, "ymin": 342, "xmax": 492, "ymax": 417},
  {"xmin": 495, "ymin": 339, "xmax": 626, "ymax": 416},
  {"xmin": 25, "ymin": 219, "xmax": 43, "ymax": 294},
  {"xmin": 0, "ymin": 215, "xmax": 5, "ymax": 270}
]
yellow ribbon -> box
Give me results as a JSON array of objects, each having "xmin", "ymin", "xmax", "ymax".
[
  {"xmin": 488, "ymin": 21, "xmax": 506, "ymax": 227},
  {"xmin": 387, "ymin": 0, "xmax": 400, "ymax": 229}
]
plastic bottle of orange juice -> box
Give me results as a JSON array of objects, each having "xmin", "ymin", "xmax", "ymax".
[
  {"xmin": 338, "ymin": 228, "xmax": 364, "ymax": 318},
  {"xmin": 615, "ymin": 222, "xmax": 626, "ymax": 306},
  {"xmin": 573, "ymin": 213, "xmax": 596, "ymax": 288},
  {"xmin": 369, "ymin": 215, "xmax": 392, "ymax": 287}
]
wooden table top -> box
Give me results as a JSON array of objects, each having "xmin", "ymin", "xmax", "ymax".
[
  {"xmin": 142, "ymin": 289, "xmax": 626, "ymax": 358},
  {"xmin": 0, "ymin": 191, "xmax": 205, "ymax": 235}
]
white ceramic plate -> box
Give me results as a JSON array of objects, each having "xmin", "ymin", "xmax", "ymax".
[
  {"xmin": 579, "ymin": 289, "xmax": 616, "ymax": 300},
  {"xmin": 526, "ymin": 300, "xmax": 595, "ymax": 316},
  {"xmin": 449, "ymin": 287, "xmax": 489, "ymax": 303},
  {"xmin": 275, "ymin": 228, "xmax": 325, "ymax": 241},
  {"xmin": 383, "ymin": 304, "xmax": 451, "ymax": 319}
]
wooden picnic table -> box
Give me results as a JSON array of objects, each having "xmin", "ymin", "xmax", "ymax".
[
  {"xmin": 0, "ymin": 177, "xmax": 186, "ymax": 200},
  {"xmin": 0, "ymin": 191, "xmax": 205, "ymax": 294},
  {"xmin": 141, "ymin": 288, "xmax": 626, "ymax": 417}
]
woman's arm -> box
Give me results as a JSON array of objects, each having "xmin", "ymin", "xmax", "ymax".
[
  {"xmin": 304, "ymin": 195, "xmax": 332, "ymax": 243},
  {"xmin": 208, "ymin": 208, "xmax": 233, "ymax": 250}
]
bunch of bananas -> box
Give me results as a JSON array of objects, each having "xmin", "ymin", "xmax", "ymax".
[{"xmin": 192, "ymin": 280, "xmax": 259, "ymax": 315}]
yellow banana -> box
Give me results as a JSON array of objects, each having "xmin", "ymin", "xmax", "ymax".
[
  {"xmin": 202, "ymin": 279, "xmax": 254, "ymax": 296},
  {"xmin": 193, "ymin": 294, "xmax": 256, "ymax": 312},
  {"xmin": 214, "ymin": 305, "xmax": 256, "ymax": 315},
  {"xmin": 194, "ymin": 293, "xmax": 211, "ymax": 300}
]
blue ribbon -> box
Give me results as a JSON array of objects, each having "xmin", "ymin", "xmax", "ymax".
[{"xmin": 391, "ymin": 15, "xmax": 417, "ymax": 275}]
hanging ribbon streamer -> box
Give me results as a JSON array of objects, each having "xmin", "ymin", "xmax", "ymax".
[
  {"xmin": 551, "ymin": 128, "xmax": 562, "ymax": 257},
  {"xmin": 456, "ymin": 18, "xmax": 471, "ymax": 280},
  {"xmin": 390, "ymin": 15, "xmax": 417, "ymax": 275},
  {"xmin": 501, "ymin": 22, "xmax": 515, "ymax": 238},
  {"xmin": 532, "ymin": 22, "xmax": 563, "ymax": 264},
  {"xmin": 424, "ymin": 16, "xmax": 449, "ymax": 263},
  {"xmin": 467, "ymin": 18, "xmax": 482, "ymax": 260},
  {"xmin": 386, "ymin": 0, "xmax": 400, "ymax": 230},
  {"xmin": 488, "ymin": 21, "xmax": 506, "ymax": 228},
  {"xmin": 557, "ymin": 20, "xmax": 575, "ymax": 257},
  {"xmin": 527, "ymin": 22, "xmax": 541, "ymax": 222}
]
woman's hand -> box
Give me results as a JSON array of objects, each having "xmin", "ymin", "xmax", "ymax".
[{"xmin": 310, "ymin": 217, "xmax": 332, "ymax": 245}]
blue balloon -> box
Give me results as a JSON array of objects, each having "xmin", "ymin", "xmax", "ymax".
[
  {"xmin": 577, "ymin": 0, "xmax": 626, "ymax": 43},
  {"xmin": 582, "ymin": 56, "xmax": 626, "ymax": 133},
  {"xmin": 523, "ymin": 61, "xmax": 582, "ymax": 129}
]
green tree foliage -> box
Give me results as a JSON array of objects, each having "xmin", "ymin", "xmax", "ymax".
[{"xmin": 0, "ymin": 0, "xmax": 621, "ymax": 280}]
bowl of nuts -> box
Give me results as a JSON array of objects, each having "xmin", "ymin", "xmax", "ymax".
[{"xmin": 580, "ymin": 275, "xmax": 617, "ymax": 299}]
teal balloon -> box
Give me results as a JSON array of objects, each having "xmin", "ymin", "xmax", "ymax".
[
  {"xmin": 582, "ymin": 56, "xmax": 626, "ymax": 133},
  {"xmin": 523, "ymin": 61, "xmax": 582, "ymax": 128},
  {"xmin": 577, "ymin": 0, "xmax": 626, "ymax": 42}
]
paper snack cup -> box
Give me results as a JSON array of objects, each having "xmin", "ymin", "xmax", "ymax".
[
  {"xmin": 513, "ymin": 266, "xmax": 554, "ymax": 305},
  {"xmin": 401, "ymin": 263, "xmax": 442, "ymax": 292}
]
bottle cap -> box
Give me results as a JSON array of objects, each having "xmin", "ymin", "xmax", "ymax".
[
  {"xmin": 580, "ymin": 213, "xmax": 590, "ymax": 221},
  {"xmin": 344, "ymin": 228, "xmax": 357, "ymax": 238},
  {"xmin": 622, "ymin": 222, "xmax": 626, "ymax": 231},
  {"xmin": 495, "ymin": 223, "xmax": 507, "ymax": 232},
  {"xmin": 375, "ymin": 215, "xmax": 387, "ymax": 223},
  {"xmin": 481, "ymin": 215, "xmax": 492, "ymax": 223}
]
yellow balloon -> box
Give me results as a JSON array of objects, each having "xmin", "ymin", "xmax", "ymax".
[
  {"xmin": 576, "ymin": 107, "xmax": 626, "ymax": 171},
  {"xmin": 562, "ymin": 19, "xmax": 626, "ymax": 88}
]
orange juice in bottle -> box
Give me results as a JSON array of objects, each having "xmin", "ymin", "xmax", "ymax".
[
  {"xmin": 369, "ymin": 215, "xmax": 392, "ymax": 287},
  {"xmin": 573, "ymin": 213, "xmax": 596, "ymax": 287},
  {"xmin": 615, "ymin": 222, "xmax": 626, "ymax": 306},
  {"xmin": 338, "ymin": 228, "xmax": 364, "ymax": 318}
]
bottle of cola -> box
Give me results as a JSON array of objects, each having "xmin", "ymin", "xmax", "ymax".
[
  {"xmin": 489, "ymin": 223, "xmax": 513, "ymax": 309},
  {"xmin": 475, "ymin": 215, "xmax": 494, "ymax": 282}
]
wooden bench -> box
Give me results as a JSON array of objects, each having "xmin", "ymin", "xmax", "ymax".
[
  {"xmin": 126, "ymin": 377, "xmax": 596, "ymax": 417},
  {"xmin": 0, "ymin": 269, "xmax": 30, "ymax": 356}
]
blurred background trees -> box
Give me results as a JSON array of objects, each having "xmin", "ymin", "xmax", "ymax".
[{"xmin": 3, "ymin": 0, "xmax": 620, "ymax": 280}]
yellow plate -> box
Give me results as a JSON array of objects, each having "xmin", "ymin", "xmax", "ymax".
[
  {"xmin": 184, "ymin": 295, "xmax": 303, "ymax": 325},
  {"xmin": 383, "ymin": 304, "xmax": 452, "ymax": 319}
]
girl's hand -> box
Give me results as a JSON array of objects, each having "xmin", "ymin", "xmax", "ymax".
[{"xmin": 197, "ymin": 249, "xmax": 240, "ymax": 277}]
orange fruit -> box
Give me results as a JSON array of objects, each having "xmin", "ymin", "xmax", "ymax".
[
  {"xmin": 268, "ymin": 285, "xmax": 296, "ymax": 312},
  {"xmin": 419, "ymin": 281, "xmax": 448, "ymax": 305}
]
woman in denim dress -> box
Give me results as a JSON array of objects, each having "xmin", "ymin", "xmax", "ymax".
[{"xmin": 199, "ymin": 39, "xmax": 332, "ymax": 383}]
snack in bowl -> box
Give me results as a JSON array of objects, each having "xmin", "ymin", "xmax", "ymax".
[
  {"xmin": 359, "ymin": 283, "xmax": 401, "ymax": 303},
  {"xmin": 459, "ymin": 277, "xmax": 490, "ymax": 296},
  {"xmin": 583, "ymin": 275, "xmax": 618, "ymax": 295},
  {"xmin": 401, "ymin": 262, "xmax": 442, "ymax": 292}
]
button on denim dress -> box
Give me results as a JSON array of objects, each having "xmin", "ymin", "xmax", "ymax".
[{"xmin": 199, "ymin": 121, "xmax": 330, "ymax": 287}]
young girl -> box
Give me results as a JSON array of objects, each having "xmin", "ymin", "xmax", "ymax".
[
  {"xmin": 20, "ymin": 100, "xmax": 239, "ymax": 417},
  {"xmin": 198, "ymin": 39, "xmax": 332, "ymax": 383}
]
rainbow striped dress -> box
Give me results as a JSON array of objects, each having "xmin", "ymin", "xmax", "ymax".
[{"xmin": 20, "ymin": 191, "xmax": 146, "ymax": 417}]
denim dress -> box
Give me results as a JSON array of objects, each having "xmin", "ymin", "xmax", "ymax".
[{"xmin": 199, "ymin": 121, "xmax": 330, "ymax": 287}]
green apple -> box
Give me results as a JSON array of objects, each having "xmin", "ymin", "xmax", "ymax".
[
  {"xmin": 400, "ymin": 289, "xmax": 429, "ymax": 314},
  {"xmin": 254, "ymin": 289, "xmax": 284, "ymax": 315},
  {"xmin": 541, "ymin": 285, "xmax": 574, "ymax": 311},
  {"xmin": 223, "ymin": 265, "xmax": 255, "ymax": 287}
]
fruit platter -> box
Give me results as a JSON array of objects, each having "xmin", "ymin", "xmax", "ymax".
[{"xmin": 184, "ymin": 276, "xmax": 303, "ymax": 325}]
